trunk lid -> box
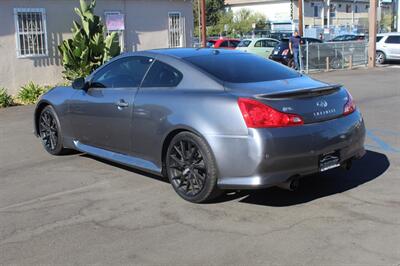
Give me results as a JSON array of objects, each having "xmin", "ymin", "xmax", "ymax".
[{"xmin": 225, "ymin": 76, "xmax": 348, "ymax": 124}]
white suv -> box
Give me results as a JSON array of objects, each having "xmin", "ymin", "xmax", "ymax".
[{"xmin": 376, "ymin": 32, "xmax": 400, "ymax": 64}]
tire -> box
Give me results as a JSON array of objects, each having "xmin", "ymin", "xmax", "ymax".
[
  {"xmin": 330, "ymin": 57, "xmax": 342, "ymax": 69},
  {"xmin": 38, "ymin": 105, "xmax": 67, "ymax": 155},
  {"xmin": 376, "ymin": 51, "xmax": 385, "ymax": 64},
  {"xmin": 287, "ymin": 59, "xmax": 295, "ymax": 69},
  {"xmin": 165, "ymin": 131, "xmax": 221, "ymax": 203}
]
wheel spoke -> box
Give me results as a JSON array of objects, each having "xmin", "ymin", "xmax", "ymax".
[
  {"xmin": 186, "ymin": 143, "xmax": 196, "ymax": 162},
  {"xmin": 192, "ymin": 161, "xmax": 206, "ymax": 170},
  {"xmin": 173, "ymin": 145, "xmax": 184, "ymax": 159},
  {"xmin": 180, "ymin": 141, "xmax": 186, "ymax": 159},
  {"xmin": 170, "ymin": 154, "xmax": 184, "ymax": 167},
  {"xmin": 171, "ymin": 173, "xmax": 183, "ymax": 180},
  {"xmin": 186, "ymin": 177, "xmax": 192, "ymax": 193},
  {"xmin": 40, "ymin": 122, "xmax": 50, "ymax": 131}
]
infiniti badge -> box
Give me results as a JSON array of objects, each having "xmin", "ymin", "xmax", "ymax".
[{"xmin": 316, "ymin": 100, "xmax": 328, "ymax": 108}]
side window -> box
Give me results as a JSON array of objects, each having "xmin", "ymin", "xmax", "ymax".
[
  {"xmin": 229, "ymin": 40, "xmax": 240, "ymax": 48},
  {"xmin": 385, "ymin": 36, "xmax": 400, "ymax": 44},
  {"xmin": 142, "ymin": 60, "xmax": 183, "ymax": 87},
  {"xmin": 266, "ymin": 40, "xmax": 278, "ymax": 47},
  {"xmin": 254, "ymin": 40, "xmax": 264, "ymax": 47},
  {"xmin": 219, "ymin": 41, "xmax": 229, "ymax": 47},
  {"xmin": 91, "ymin": 56, "xmax": 153, "ymax": 88}
]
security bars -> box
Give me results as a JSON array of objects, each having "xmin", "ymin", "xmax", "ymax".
[
  {"xmin": 168, "ymin": 12, "xmax": 185, "ymax": 48},
  {"xmin": 14, "ymin": 8, "xmax": 48, "ymax": 58}
]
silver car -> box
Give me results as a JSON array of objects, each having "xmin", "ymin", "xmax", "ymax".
[
  {"xmin": 34, "ymin": 48, "xmax": 366, "ymax": 203},
  {"xmin": 376, "ymin": 32, "xmax": 400, "ymax": 64}
]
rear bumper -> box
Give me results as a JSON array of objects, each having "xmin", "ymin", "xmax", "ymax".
[
  {"xmin": 269, "ymin": 54, "xmax": 291, "ymax": 65},
  {"xmin": 206, "ymin": 110, "xmax": 366, "ymax": 189}
]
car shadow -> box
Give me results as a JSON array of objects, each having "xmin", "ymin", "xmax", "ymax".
[
  {"xmin": 79, "ymin": 150, "xmax": 389, "ymax": 206},
  {"xmin": 217, "ymin": 150, "xmax": 389, "ymax": 206}
]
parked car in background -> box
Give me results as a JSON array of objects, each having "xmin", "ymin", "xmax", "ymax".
[
  {"xmin": 269, "ymin": 38, "xmax": 322, "ymax": 68},
  {"xmin": 236, "ymin": 38, "xmax": 279, "ymax": 58},
  {"xmin": 330, "ymin": 34, "xmax": 365, "ymax": 42},
  {"xmin": 206, "ymin": 38, "xmax": 240, "ymax": 49},
  {"xmin": 376, "ymin": 32, "xmax": 400, "ymax": 64}
]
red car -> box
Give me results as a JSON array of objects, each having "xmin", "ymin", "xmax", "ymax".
[{"xmin": 206, "ymin": 38, "xmax": 240, "ymax": 49}]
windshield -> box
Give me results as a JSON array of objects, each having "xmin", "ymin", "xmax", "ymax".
[
  {"xmin": 184, "ymin": 53, "xmax": 300, "ymax": 83},
  {"xmin": 237, "ymin": 40, "xmax": 251, "ymax": 47}
]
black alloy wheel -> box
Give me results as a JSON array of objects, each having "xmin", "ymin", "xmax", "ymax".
[
  {"xmin": 38, "ymin": 106, "xmax": 65, "ymax": 155},
  {"xmin": 166, "ymin": 132, "xmax": 221, "ymax": 203}
]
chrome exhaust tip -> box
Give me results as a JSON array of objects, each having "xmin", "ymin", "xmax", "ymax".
[{"xmin": 277, "ymin": 178, "xmax": 299, "ymax": 191}]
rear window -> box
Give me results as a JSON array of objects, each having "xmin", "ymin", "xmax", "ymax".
[
  {"xmin": 385, "ymin": 35, "xmax": 400, "ymax": 44},
  {"xmin": 142, "ymin": 60, "xmax": 182, "ymax": 87},
  {"xmin": 237, "ymin": 40, "xmax": 251, "ymax": 47},
  {"xmin": 376, "ymin": 36, "xmax": 383, "ymax": 42},
  {"xmin": 276, "ymin": 40, "xmax": 289, "ymax": 50},
  {"xmin": 184, "ymin": 53, "xmax": 300, "ymax": 83}
]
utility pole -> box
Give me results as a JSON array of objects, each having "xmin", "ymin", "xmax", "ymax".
[
  {"xmin": 198, "ymin": 0, "xmax": 201, "ymax": 45},
  {"xmin": 368, "ymin": 0, "xmax": 377, "ymax": 67},
  {"xmin": 201, "ymin": 0, "xmax": 207, "ymax": 48},
  {"xmin": 327, "ymin": 0, "xmax": 331, "ymax": 28},
  {"xmin": 298, "ymin": 0, "xmax": 303, "ymax": 35}
]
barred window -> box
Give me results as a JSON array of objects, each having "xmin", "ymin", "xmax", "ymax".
[
  {"xmin": 14, "ymin": 8, "xmax": 48, "ymax": 57},
  {"xmin": 168, "ymin": 12, "xmax": 185, "ymax": 48}
]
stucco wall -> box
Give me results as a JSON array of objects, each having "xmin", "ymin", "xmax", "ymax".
[{"xmin": 0, "ymin": 0, "xmax": 194, "ymax": 94}]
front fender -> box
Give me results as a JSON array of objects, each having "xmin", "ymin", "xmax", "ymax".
[{"xmin": 33, "ymin": 86, "xmax": 76, "ymax": 138}]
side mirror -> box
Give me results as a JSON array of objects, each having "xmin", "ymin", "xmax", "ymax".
[{"xmin": 72, "ymin": 77, "xmax": 88, "ymax": 91}]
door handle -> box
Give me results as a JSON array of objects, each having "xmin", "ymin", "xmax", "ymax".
[{"xmin": 115, "ymin": 100, "xmax": 129, "ymax": 108}]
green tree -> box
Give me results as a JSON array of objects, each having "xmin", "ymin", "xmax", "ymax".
[
  {"xmin": 380, "ymin": 14, "xmax": 393, "ymax": 32},
  {"xmin": 207, "ymin": 10, "xmax": 234, "ymax": 36},
  {"xmin": 58, "ymin": 0, "xmax": 120, "ymax": 81},
  {"xmin": 193, "ymin": 0, "xmax": 225, "ymax": 36},
  {"xmin": 232, "ymin": 9, "xmax": 267, "ymax": 36}
]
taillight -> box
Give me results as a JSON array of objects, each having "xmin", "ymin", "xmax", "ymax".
[
  {"xmin": 343, "ymin": 90, "xmax": 356, "ymax": 115},
  {"xmin": 282, "ymin": 49, "xmax": 289, "ymax": 56},
  {"xmin": 238, "ymin": 98, "xmax": 304, "ymax": 128}
]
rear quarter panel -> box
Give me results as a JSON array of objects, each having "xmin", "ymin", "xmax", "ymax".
[{"xmin": 130, "ymin": 55, "xmax": 248, "ymax": 169}]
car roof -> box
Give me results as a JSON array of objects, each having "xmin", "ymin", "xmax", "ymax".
[
  {"xmin": 208, "ymin": 38, "xmax": 239, "ymax": 41},
  {"xmin": 241, "ymin": 37, "xmax": 278, "ymax": 42},
  {"xmin": 141, "ymin": 48, "xmax": 245, "ymax": 59},
  {"xmin": 377, "ymin": 32, "xmax": 400, "ymax": 36}
]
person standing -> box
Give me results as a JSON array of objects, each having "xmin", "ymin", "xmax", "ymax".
[{"xmin": 289, "ymin": 31, "xmax": 301, "ymax": 70}]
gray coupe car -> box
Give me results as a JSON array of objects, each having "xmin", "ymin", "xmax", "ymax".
[{"xmin": 34, "ymin": 48, "xmax": 366, "ymax": 203}]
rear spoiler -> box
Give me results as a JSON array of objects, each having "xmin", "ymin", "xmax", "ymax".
[{"xmin": 256, "ymin": 84, "xmax": 342, "ymax": 99}]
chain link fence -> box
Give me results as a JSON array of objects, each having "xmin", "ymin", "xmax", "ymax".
[{"xmin": 299, "ymin": 41, "xmax": 368, "ymax": 72}]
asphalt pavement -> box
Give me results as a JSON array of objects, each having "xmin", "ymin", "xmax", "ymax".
[{"xmin": 0, "ymin": 67, "xmax": 399, "ymax": 265}]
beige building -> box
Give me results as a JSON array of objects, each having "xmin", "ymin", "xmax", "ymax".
[
  {"xmin": 0, "ymin": 0, "xmax": 194, "ymax": 94},
  {"xmin": 227, "ymin": 0, "xmax": 373, "ymax": 29}
]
